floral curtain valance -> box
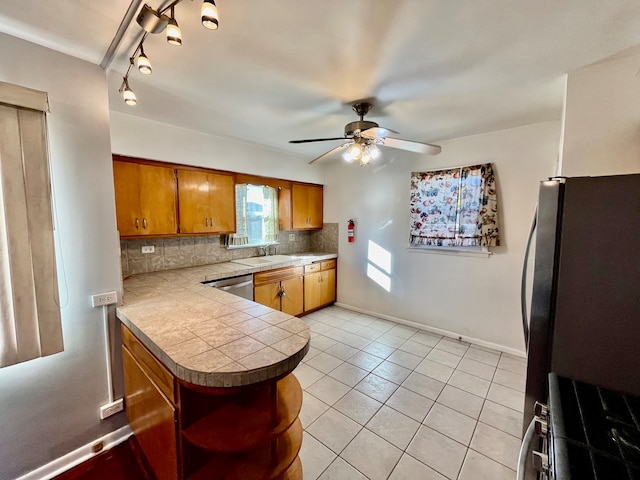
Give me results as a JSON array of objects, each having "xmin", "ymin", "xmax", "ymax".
[{"xmin": 409, "ymin": 163, "xmax": 499, "ymax": 247}]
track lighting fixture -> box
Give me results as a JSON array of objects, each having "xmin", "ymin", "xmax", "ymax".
[
  {"xmin": 201, "ymin": 0, "xmax": 219, "ymax": 29},
  {"xmin": 120, "ymin": 1, "xmax": 221, "ymax": 106},
  {"xmin": 166, "ymin": 6, "xmax": 182, "ymax": 45},
  {"xmin": 137, "ymin": 45, "xmax": 152, "ymax": 75}
]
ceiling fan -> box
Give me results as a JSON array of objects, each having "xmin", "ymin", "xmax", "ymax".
[{"xmin": 289, "ymin": 102, "xmax": 441, "ymax": 165}]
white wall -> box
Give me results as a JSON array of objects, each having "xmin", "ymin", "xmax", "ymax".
[
  {"xmin": 324, "ymin": 122, "xmax": 561, "ymax": 353},
  {"xmin": 0, "ymin": 34, "xmax": 124, "ymax": 479},
  {"xmin": 110, "ymin": 112, "xmax": 324, "ymax": 184},
  {"xmin": 561, "ymin": 50, "xmax": 640, "ymax": 176}
]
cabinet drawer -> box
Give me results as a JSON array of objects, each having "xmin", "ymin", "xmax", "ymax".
[
  {"xmin": 254, "ymin": 266, "xmax": 304, "ymax": 286},
  {"xmin": 321, "ymin": 259, "xmax": 336, "ymax": 271},
  {"xmin": 121, "ymin": 325, "xmax": 176, "ymax": 404},
  {"xmin": 304, "ymin": 263, "xmax": 321, "ymax": 274}
]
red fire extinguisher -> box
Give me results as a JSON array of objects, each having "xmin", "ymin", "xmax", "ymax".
[{"xmin": 347, "ymin": 219, "xmax": 355, "ymax": 243}]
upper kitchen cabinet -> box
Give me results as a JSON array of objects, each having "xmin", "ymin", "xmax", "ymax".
[
  {"xmin": 291, "ymin": 183, "xmax": 323, "ymax": 230},
  {"xmin": 113, "ymin": 158, "xmax": 177, "ymax": 237},
  {"xmin": 177, "ymin": 169, "xmax": 235, "ymax": 234},
  {"xmin": 278, "ymin": 187, "xmax": 292, "ymax": 231}
]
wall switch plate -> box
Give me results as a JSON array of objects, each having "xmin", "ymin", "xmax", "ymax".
[
  {"xmin": 99, "ymin": 398, "xmax": 124, "ymax": 420},
  {"xmin": 91, "ymin": 291, "xmax": 117, "ymax": 308},
  {"xmin": 288, "ymin": 234, "xmax": 295, "ymax": 241},
  {"xmin": 141, "ymin": 245, "xmax": 155, "ymax": 254}
]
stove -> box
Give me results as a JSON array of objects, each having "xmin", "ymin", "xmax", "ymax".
[{"xmin": 544, "ymin": 373, "xmax": 640, "ymax": 479}]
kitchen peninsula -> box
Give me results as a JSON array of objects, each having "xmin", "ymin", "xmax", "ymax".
[{"xmin": 116, "ymin": 255, "xmax": 334, "ymax": 480}]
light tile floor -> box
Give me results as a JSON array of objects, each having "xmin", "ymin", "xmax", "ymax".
[{"xmin": 295, "ymin": 306, "xmax": 526, "ymax": 480}]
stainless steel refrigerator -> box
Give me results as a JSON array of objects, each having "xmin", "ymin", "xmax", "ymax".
[{"xmin": 521, "ymin": 174, "xmax": 640, "ymax": 431}]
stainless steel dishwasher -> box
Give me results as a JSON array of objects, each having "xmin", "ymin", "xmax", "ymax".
[{"xmin": 203, "ymin": 274, "xmax": 254, "ymax": 300}]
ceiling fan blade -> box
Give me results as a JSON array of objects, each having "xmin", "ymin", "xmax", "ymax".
[
  {"xmin": 360, "ymin": 126, "xmax": 399, "ymax": 139},
  {"xmin": 382, "ymin": 137, "xmax": 442, "ymax": 155},
  {"xmin": 308, "ymin": 143, "xmax": 352, "ymax": 164},
  {"xmin": 289, "ymin": 137, "xmax": 348, "ymax": 144}
]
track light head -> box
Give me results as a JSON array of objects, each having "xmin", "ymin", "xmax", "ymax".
[
  {"xmin": 120, "ymin": 78, "xmax": 137, "ymax": 106},
  {"xmin": 166, "ymin": 6, "xmax": 182, "ymax": 45},
  {"xmin": 137, "ymin": 45, "xmax": 152, "ymax": 75},
  {"xmin": 201, "ymin": 0, "xmax": 219, "ymax": 29}
]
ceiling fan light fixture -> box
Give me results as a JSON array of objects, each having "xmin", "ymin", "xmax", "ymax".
[
  {"xmin": 201, "ymin": 0, "xmax": 219, "ymax": 29},
  {"xmin": 166, "ymin": 7, "xmax": 182, "ymax": 45},
  {"xmin": 343, "ymin": 142, "xmax": 362, "ymax": 162},
  {"xmin": 368, "ymin": 144, "xmax": 381, "ymax": 160},
  {"xmin": 137, "ymin": 45, "xmax": 152, "ymax": 75}
]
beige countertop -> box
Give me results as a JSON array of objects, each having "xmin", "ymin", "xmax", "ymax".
[{"xmin": 116, "ymin": 252, "xmax": 337, "ymax": 388}]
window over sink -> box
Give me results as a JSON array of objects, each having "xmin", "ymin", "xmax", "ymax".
[{"xmin": 225, "ymin": 184, "xmax": 279, "ymax": 247}]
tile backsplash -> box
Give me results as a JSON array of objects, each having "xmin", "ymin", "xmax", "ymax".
[{"xmin": 121, "ymin": 223, "xmax": 339, "ymax": 275}]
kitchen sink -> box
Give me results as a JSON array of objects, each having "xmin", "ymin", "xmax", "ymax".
[{"xmin": 230, "ymin": 255, "xmax": 294, "ymax": 266}]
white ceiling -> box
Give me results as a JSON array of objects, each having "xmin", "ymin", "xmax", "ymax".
[{"xmin": 2, "ymin": 0, "xmax": 640, "ymax": 162}]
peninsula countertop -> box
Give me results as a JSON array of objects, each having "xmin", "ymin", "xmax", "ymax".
[{"xmin": 116, "ymin": 252, "xmax": 337, "ymax": 388}]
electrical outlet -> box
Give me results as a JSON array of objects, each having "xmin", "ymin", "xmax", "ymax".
[
  {"xmin": 288, "ymin": 234, "xmax": 295, "ymax": 242},
  {"xmin": 91, "ymin": 291, "xmax": 117, "ymax": 308},
  {"xmin": 141, "ymin": 245, "xmax": 155, "ymax": 254},
  {"xmin": 99, "ymin": 398, "xmax": 124, "ymax": 419}
]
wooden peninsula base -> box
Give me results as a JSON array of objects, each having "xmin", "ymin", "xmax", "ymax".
[{"xmin": 122, "ymin": 325, "xmax": 304, "ymax": 480}]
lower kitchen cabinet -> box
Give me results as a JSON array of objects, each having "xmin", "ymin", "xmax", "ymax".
[
  {"xmin": 122, "ymin": 329, "xmax": 178, "ymax": 480},
  {"xmin": 121, "ymin": 324, "xmax": 303, "ymax": 480},
  {"xmin": 304, "ymin": 259, "xmax": 337, "ymax": 312},
  {"xmin": 254, "ymin": 266, "xmax": 304, "ymax": 316}
]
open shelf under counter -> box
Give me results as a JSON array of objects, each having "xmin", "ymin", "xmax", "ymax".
[{"xmin": 180, "ymin": 373, "xmax": 303, "ymax": 453}]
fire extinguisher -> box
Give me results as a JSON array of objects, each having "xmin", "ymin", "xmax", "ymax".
[{"xmin": 347, "ymin": 219, "xmax": 355, "ymax": 243}]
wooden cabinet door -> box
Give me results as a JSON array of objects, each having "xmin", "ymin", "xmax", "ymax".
[
  {"xmin": 322, "ymin": 268, "xmax": 336, "ymax": 306},
  {"xmin": 178, "ymin": 170, "xmax": 235, "ymax": 234},
  {"xmin": 307, "ymin": 184, "xmax": 324, "ymax": 228},
  {"xmin": 278, "ymin": 187, "xmax": 292, "ymax": 231},
  {"xmin": 207, "ymin": 172, "xmax": 235, "ymax": 233},
  {"xmin": 292, "ymin": 183, "xmax": 323, "ymax": 230},
  {"xmin": 122, "ymin": 347, "xmax": 178, "ymax": 480},
  {"xmin": 304, "ymin": 271, "xmax": 323, "ymax": 312},
  {"xmin": 254, "ymin": 282, "xmax": 281, "ymax": 311},
  {"xmin": 291, "ymin": 184, "xmax": 309, "ymax": 230},
  {"xmin": 281, "ymin": 276, "xmax": 303, "ymax": 316},
  {"xmin": 114, "ymin": 161, "xmax": 176, "ymax": 236},
  {"xmin": 113, "ymin": 160, "xmax": 142, "ymax": 236},
  {"xmin": 139, "ymin": 164, "xmax": 177, "ymax": 235},
  {"xmin": 177, "ymin": 169, "xmax": 209, "ymax": 234}
]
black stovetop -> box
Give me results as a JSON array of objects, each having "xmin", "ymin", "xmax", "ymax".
[{"xmin": 548, "ymin": 373, "xmax": 640, "ymax": 480}]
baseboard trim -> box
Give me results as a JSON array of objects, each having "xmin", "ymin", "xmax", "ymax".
[
  {"xmin": 15, "ymin": 425, "xmax": 133, "ymax": 480},
  {"xmin": 333, "ymin": 302, "xmax": 526, "ymax": 358}
]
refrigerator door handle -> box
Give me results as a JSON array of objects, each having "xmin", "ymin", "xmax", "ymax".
[
  {"xmin": 517, "ymin": 417, "xmax": 538, "ymax": 480},
  {"xmin": 521, "ymin": 206, "xmax": 538, "ymax": 353}
]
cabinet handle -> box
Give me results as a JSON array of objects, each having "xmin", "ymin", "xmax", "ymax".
[
  {"xmin": 142, "ymin": 218, "xmax": 147, "ymax": 229},
  {"xmin": 209, "ymin": 218, "xmax": 213, "ymax": 227},
  {"xmin": 205, "ymin": 218, "xmax": 209, "ymax": 227},
  {"xmin": 135, "ymin": 218, "xmax": 139, "ymax": 229}
]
